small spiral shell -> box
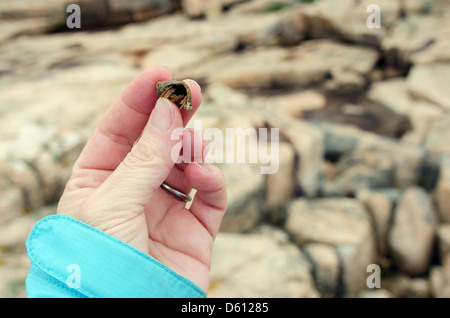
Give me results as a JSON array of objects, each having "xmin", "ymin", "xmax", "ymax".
[{"xmin": 156, "ymin": 80, "xmax": 192, "ymax": 110}]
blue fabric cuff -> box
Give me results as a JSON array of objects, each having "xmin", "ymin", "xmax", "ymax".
[{"xmin": 25, "ymin": 214, "xmax": 206, "ymax": 298}]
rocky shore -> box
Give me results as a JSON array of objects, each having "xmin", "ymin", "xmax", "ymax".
[{"xmin": 0, "ymin": 0, "xmax": 449, "ymax": 298}]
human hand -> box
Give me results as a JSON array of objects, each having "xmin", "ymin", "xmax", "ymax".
[{"xmin": 57, "ymin": 65, "xmax": 227, "ymax": 293}]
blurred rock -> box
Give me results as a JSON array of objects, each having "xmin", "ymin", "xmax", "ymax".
[
  {"xmin": 408, "ymin": 63, "xmax": 450, "ymax": 111},
  {"xmin": 321, "ymin": 124, "xmax": 425, "ymax": 189},
  {"xmin": 357, "ymin": 189, "xmax": 397, "ymax": 256},
  {"xmin": 303, "ymin": 243, "xmax": 340, "ymax": 298},
  {"xmin": 0, "ymin": 215, "xmax": 36, "ymax": 252},
  {"xmin": 267, "ymin": 115, "xmax": 323, "ymax": 198},
  {"xmin": 325, "ymin": 149, "xmax": 395, "ymax": 196},
  {"xmin": 182, "ymin": 39, "xmax": 377, "ymax": 94},
  {"xmin": 276, "ymin": 6, "xmax": 307, "ymax": 46},
  {"xmin": 358, "ymin": 289, "xmax": 394, "ymax": 298},
  {"xmin": 402, "ymin": 102, "xmax": 444, "ymax": 146},
  {"xmin": 0, "ymin": 0, "xmax": 181, "ymax": 37},
  {"xmin": 0, "ymin": 124, "xmax": 88, "ymax": 210},
  {"xmin": 425, "ymin": 115, "xmax": 450, "ymax": 155},
  {"xmin": 230, "ymin": 0, "xmax": 294, "ymax": 14},
  {"xmin": 182, "ymin": 0, "xmax": 208, "ymax": 19},
  {"xmin": 209, "ymin": 228, "xmax": 319, "ymax": 297},
  {"xmin": 287, "ymin": 40, "xmax": 379, "ymax": 94},
  {"xmin": 367, "ymin": 78, "xmax": 445, "ymax": 142},
  {"xmin": 257, "ymin": 90, "xmax": 326, "ymax": 118},
  {"xmin": 182, "ymin": 0, "xmax": 250, "ymax": 19},
  {"xmin": 388, "ymin": 187, "xmax": 438, "ymax": 276},
  {"xmin": 435, "ymin": 154, "xmax": 450, "ymax": 222},
  {"xmin": 367, "ymin": 79, "xmax": 413, "ymax": 116},
  {"xmin": 0, "ymin": 261, "xmax": 29, "ymax": 298},
  {"xmin": 77, "ymin": 0, "xmax": 181, "ymax": 29},
  {"xmin": 437, "ymin": 224, "xmax": 450, "ymax": 262},
  {"xmin": 0, "ymin": 158, "xmax": 45, "ymax": 211},
  {"xmin": 382, "ymin": 11, "xmax": 450, "ymax": 66},
  {"xmin": 0, "ymin": 187, "xmax": 24, "ymax": 225},
  {"xmin": 400, "ymin": 0, "xmax": 450, "ymax": 14},
  {"xmin": 285, "ymin": 198, "xmax": 376, "ymax": 296},
  {"xmin": 302, "ymin": 0, "xmax": 401, "ymax": 46},
  {"xmin": 265, "ymin": 142, "xmax": 295, "ymax": 224},
  {"xmin": 430, "ymin": 255, "xmax": 450, "ymax": 298},
  {"xmin": 218, "ymin": 163, "xmax": 264, "ymax": 233},
  {"xmin": 382, "ymin": 272, "xmax": 430, "ymax": 298},
  {"xmin": 0, "ymin": 0, "xmax": 66, "ymax": 40}
]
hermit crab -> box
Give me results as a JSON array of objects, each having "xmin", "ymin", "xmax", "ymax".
[{"xmin": 156, "ymin": 80, "xmax": 192, "ymax": 110}]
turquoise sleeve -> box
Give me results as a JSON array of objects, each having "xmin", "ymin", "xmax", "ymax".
[{"xmin": 25, "ymin": 214, "xmax": 206, "ymax": 298}]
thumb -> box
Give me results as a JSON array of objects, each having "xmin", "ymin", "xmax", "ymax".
[{"xmin": 99, "ymin": 98, "xmax": 183, "ymax": 209}]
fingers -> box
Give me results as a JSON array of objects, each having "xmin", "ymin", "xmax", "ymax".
[
  {"xmin": 184, "ymin": 163, "xmax": 227, "ymax": 240},
  {"xmin": 74, "ymin": 66, "xmax": 202, "ymax": 173},
  {"xmin": 161, "ymin": 128, "xmax": 210, "ymax": 195}
]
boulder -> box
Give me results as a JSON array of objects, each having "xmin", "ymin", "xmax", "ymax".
[
  {"xmin": 0, "ymin": 186, "xmax": 24, "ymax": 225},
  {"xmin": 325, "ymin": 149, "xmax": 395, "ymax": 196},
  {"xmin": 367, "ymin": 78, "xmax": 444, "ymax": 142},
  {"xmin": 265, "ymin": 142, "xmax": 295, "ymax": 224},
  {"xmin": 0, "ymin": 215, "xmax": 37, "ymax": 252},
  {"xmin": 388, "ymin": 187, "xmax": 438, "ymax": 275},
  {"xmin": 0, "ymin": 256, "xmax": 29, "ymax": 298},
  {"xmin": 181, "ymin": 39, "xmax": 378, "ymax": 94},
  {"xmin": 301, "ymin": 0, "xmax": 401, "ymax": 46},
  {"xmin": 436, "ymin": 224, "xmax": 450, "ymax": 262},
  {"xmin": 258, "ymin": 90, "xmax": 326, "ymax": 118},
  {"xmin": 217, "ymin": 163, "xmax": 265, "ymax": 232},
  {"xmin": 320, "ymin": 123, "xmax": 425, "ymax": 189},
  {"xmin": 400, "ymin": 0, "xmax": 450, "ymax": 15},
  {"xmin": 209, "ymin": 228, "xmax": 319, "ymax": 297},
  {"xmin": 357, "ymin": 189, "xmax": 398, "ymax": 256},
  {"xmin": 382, "ymin": 11, "xmax": 450, "ymax": 66},
  {"xmin": 367, "ymin": 79, "xmax": 413, "ymax": 116},
  {"xmin": 382, "ymin": 272, "xmax": 430, "ymax": 298},
  {"xmin": 425, "ymin": 115, "xmax": 450, "ymax": 155},
  {"xmin": 358, "ymin": 289, "xmax": 394, "ymax": 298},
  {"xmin": 285, "ymin": 40, "xmax": 379, "ymax": 93},
  {"xmin": 407, "ymin": 63, "xmax": 450, "ymax": 111},
  {"xmin": 266, "ymin": 115, "xmax": 323, "ymax": 198},
  {"xmin": 435, "ymin": 153, "xmax": 450, "ymax": 222},
  {"xmin": 430, "ymin": 255, "xmax": 450, "ymax": 298},
  {"xmin": 182, "ymin": 0, "xmax": 250, "ymax": 19},
  {"xmin": 303, "ymin": 243, "xmax": 340, "ymax": 298},
  {"xmin": 285, "ymin": 198, "xmax": 376, "ymax": 296},
  {"xmin": 275, "ymin": 5, "xmax": 308, "ymax": 46}
]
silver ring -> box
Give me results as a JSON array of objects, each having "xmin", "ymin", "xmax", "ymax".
[{"xmin": 160, "ymin": 182, "xmax": 192, "ymax": 202}]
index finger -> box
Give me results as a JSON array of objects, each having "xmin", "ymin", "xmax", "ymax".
[{"xmin": 74, "ymin": 66, "xmax": 202, "ymax": 172}]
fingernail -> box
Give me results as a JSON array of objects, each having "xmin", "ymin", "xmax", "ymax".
[{"xmin": 150, "ymin": 98, "xmax": 174, "ymax": 131}]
